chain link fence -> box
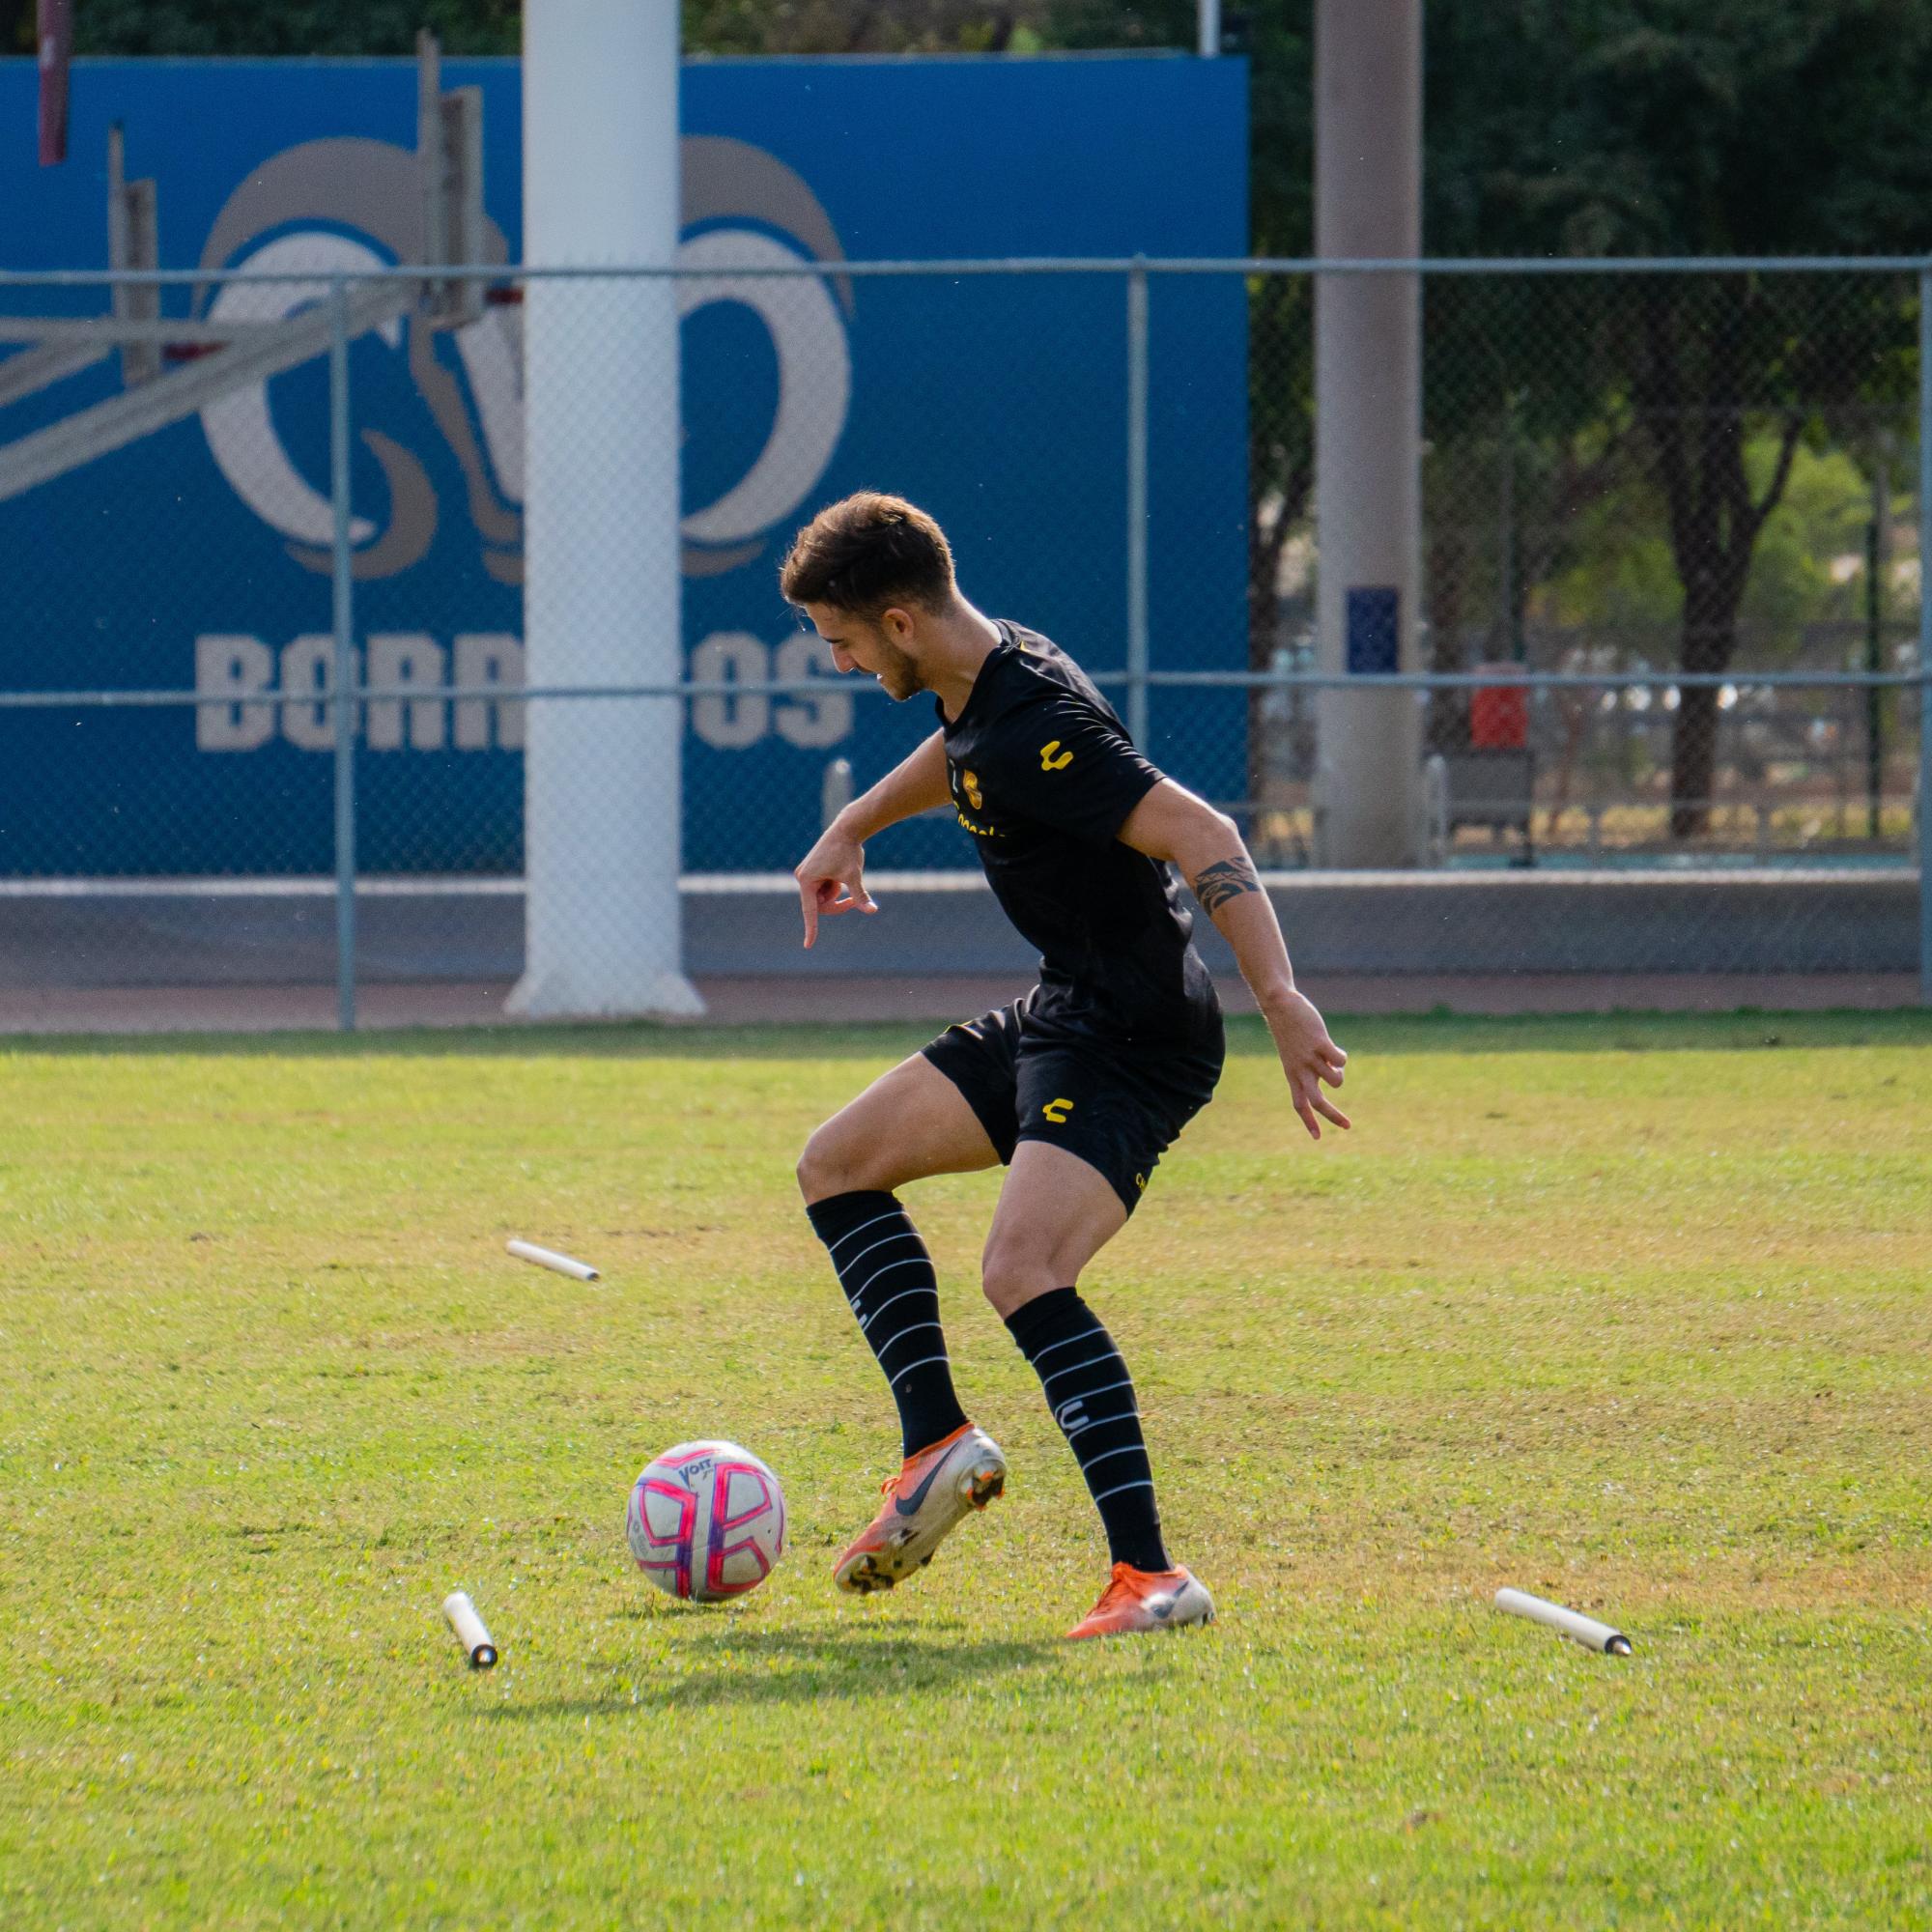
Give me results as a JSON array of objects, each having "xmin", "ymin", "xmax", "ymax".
[{"xmin": 0, "ymin": 258, "xmax": 1926, "ymax": 1023}]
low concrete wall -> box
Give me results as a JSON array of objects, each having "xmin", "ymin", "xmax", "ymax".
[{"xmin": 0, "ymin": 869, "xmax": 1918, "ymax": 988}]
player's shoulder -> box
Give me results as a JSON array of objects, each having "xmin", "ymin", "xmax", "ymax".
[{"xmin": 983, "ymin": 623, "xmax": 1121, "ymax": 730}]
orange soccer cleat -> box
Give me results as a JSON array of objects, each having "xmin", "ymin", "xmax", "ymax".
[
  {"xmin": 1065, "ymin": 1562, "xmax": 1216, "ymax": 1639},
  {"xmin": 832, "ymin": 1422, "xmax": 1008, "ymax": 1596}
]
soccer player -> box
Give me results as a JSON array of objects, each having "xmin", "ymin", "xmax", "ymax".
[{"xmin": 786, "ymin": 493, "xmax": 1349, "ymax": 1638}]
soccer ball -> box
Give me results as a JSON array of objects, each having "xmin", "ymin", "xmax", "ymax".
[{"xmin": 626, "ymin": 1439, "xmax": 787, "ymax": 1603}]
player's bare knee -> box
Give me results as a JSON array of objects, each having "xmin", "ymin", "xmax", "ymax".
[
  {"xmin": 980, "ymin": 1239, "xmax": 1059, "ymax": 1319},
  {"xmin": 796, "ymin": 1122, "xmax": 858, "ymax": 1203}
]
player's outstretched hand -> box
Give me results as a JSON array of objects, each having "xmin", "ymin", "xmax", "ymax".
[
  {"xmin": 1264, "ymin": 989, "xmax": 1350, "ymax": 1141},
  {"xmin": 793, "ymin": 828, "xmax": 879, "ymax": 950}
]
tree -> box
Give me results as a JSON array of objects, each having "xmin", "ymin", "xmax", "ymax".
[
  {"xmin": 683, "ymin": 2, "xmax": 1051, "ymax": 52},
  {"xmin": 52, "ymin": 1, "xmax": 1054, "ymax": 56},
  {"xmin": 63, "ymin": 0, "xmax": 519, "ymax": 54},
  {"xmin": 1427, "ymin": 0, "xmax": 1932, "ymax": 835}
]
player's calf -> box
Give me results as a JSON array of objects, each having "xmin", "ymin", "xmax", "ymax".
[
  {"xmin": 805, "ymin": 1187, "xmax": 969, "ymax": 1461},
  {"xmin": 1002, "ymin": 1286, "xmax": 1169, "ymax": 1573},
  {"xmin": 1003, "ymin": 1283, "xmax": 1213, "ymax": 1633}
]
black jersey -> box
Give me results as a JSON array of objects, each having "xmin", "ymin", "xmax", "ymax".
[{"xmin": 937, "ymin": 621, "xmax": 1219, "ymax": 1045}]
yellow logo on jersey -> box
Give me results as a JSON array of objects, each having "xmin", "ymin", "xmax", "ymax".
[
  {"xmin": 1041, "ymin": 1096, "xmax": 1074, "ymax": 1124},
  {"xmin": 961, "ymin": 769, "xmax": 983, "ymax": 810},
  {"xmin": 1039, "ymin": 740, "xmax": 1073, "ymax": 773}
]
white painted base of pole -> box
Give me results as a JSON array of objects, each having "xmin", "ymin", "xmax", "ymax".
[
  {"xmin": 506, "ymin": 965, "xmax": 705, "ymax": 1024},
  {"xmin": 1495, "ymin": 1587, "xmax": 1632, "ymax": 1656},
  {"xmin": 443, "ymin": 1590, "xmax": 497, "ymax": 1667},
  {"xmin": 507, "ymin": 1238, "xmax": 600, "ymax": 1282}
]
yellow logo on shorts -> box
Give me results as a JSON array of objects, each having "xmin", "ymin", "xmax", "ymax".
[
  {"xmin": 961, "ymin": 769, "xmax": 983, "ymax": 810},
  {"xmin": 1039, "ymin": 740, "xmax": 1073, "ymax": 772},
  {"xmin": 1041, "ymin": 1096, "xmax": 1074, "ymax": 1124},
  {"xmin": 1134, "ymin": 1172, "xmax": 1148, "ymax": 1191}
]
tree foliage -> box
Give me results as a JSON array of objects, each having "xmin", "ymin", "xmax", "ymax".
[
  {"xmin": 683, "ymin": 2, "xmax": 1053, "ymax": 53},
  {"xmin": 1426, "ymin": 0, "xmax": 1932, "ymax": 832},
  {"xmin": 46, "ymin": 0, "xmax": 1057, "ymax": 57},
  {"xmin": 57, "ymin": 0, "xmax": 517, "ymax": 55}
]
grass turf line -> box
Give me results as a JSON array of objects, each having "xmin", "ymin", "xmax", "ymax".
[{"xmin": 2, "ymin": 1011, "xmax": 1928, "ymax": 1928}]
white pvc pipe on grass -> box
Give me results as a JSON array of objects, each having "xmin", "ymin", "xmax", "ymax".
[
  {"xmin": 1495, "ymin": 1588, "xmax": 1632, "ymax": 1656},
  {"xmin": 507, "ymin": 1238, "xmax": 600, "ymax": 1282},
  {"xmin": 443, "ymin": 1590, "xmax": 497, "ymax": 1667}
]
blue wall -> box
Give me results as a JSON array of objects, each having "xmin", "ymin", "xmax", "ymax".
[{"xmin": 0, "ymin": 55, "xmax": 1248, "ymax": 875}]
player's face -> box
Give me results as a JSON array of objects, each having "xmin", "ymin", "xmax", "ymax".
[{"xmin": 803, "ymin": 603, "xmax": 925, "ymax": 701}]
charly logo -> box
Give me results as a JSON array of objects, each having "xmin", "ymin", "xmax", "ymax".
[{"xmin": 195, "ymin": 134, "xmax": 853, "ymax": 582}]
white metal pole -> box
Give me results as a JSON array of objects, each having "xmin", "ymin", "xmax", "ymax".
[
  {"xmin": 328, "ymin": 278, "xmax": 356, "ymax": 1035},
  {"xmin": 510, "ymin": 0, "xmax": 702, "ymax": 1020},
  {"xmin": 1198, "ymin": 0, "xmax": 1222, "ymax": 58},
  {"xmin": 1314, "ymin": 0, "xmax": 1423, "ymax": 866}
]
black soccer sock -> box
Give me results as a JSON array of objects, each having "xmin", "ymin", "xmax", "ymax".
[
  {"xmin": 806, "ymin": 1189, "xmax": 969, "ymax": 1461},
  {"xmin": 1006, "ymin": 1287, "xmax": 1170, "ymax": 1573}
]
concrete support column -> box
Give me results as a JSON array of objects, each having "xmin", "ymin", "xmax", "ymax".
[
  {"xmin": 1314, "ymin": 0, "xmax": 1423, "ymax": 867},
  {"xmin": 510, "ymin": 0, "xmax": 701, "ymax": 1018}
]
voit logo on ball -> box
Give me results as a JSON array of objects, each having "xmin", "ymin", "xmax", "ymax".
[{"xmin": 195, "ymin": 133, "xmax": 854, "ymax": 584}]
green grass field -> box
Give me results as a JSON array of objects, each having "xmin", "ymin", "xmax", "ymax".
[{"xmin": 4, "ymin": 1009, "xmax": 1930, "ymax": 1929}]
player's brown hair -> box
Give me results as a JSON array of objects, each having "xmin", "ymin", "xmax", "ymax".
[{"xmin": 779, "ymin": 492, "xmax": 956, "ymax": 615}]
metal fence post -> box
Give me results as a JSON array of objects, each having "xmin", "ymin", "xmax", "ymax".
[
  {"xmin": 1918, "ymin": 267, "xmax": 1932, "ymax": 1006},
  {"xmin": 328, "ymin": 278, "xmax": 357, "ymax": 1034},
  {"xmin": 1126, "ymin": 257, "xmax": 1150, "ymax": 749}
]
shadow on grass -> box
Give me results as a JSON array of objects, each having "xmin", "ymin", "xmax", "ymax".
[{"xmin": 477, "ymin": 1626, "xmax": 1059, "ymax": 1719}]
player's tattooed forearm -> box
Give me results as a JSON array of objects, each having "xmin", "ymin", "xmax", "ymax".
[{"xmin": 1191, "ymin": 855, "xmax": 1262, "ymax": 915}]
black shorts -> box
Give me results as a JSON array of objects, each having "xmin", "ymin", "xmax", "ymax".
[{"xmin": 921, "ymin": 991, "xmax": 1225, "ymax": 1216}]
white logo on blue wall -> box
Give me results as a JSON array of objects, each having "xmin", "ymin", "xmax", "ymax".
[
  {"xmin": 194, "ymin": 134, "xmax": 854, "ymax": 583},
  {"xmin": 193, "ymin": 628, "xmax": 851, "ymax": 755}
]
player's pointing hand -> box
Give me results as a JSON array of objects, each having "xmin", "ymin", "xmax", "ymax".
[
  {"xmin": 793, "ymin": 828, "xmax": 879, "ymax": 950},
  {"xmin": 1263, "ymin": 989, "xmax": 1350, "ymax": 1141}
]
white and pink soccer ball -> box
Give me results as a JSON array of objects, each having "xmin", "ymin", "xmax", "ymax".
[{"xmin": 626, "ymin": 1439, "xmax": 787, "ymax": 1603}]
